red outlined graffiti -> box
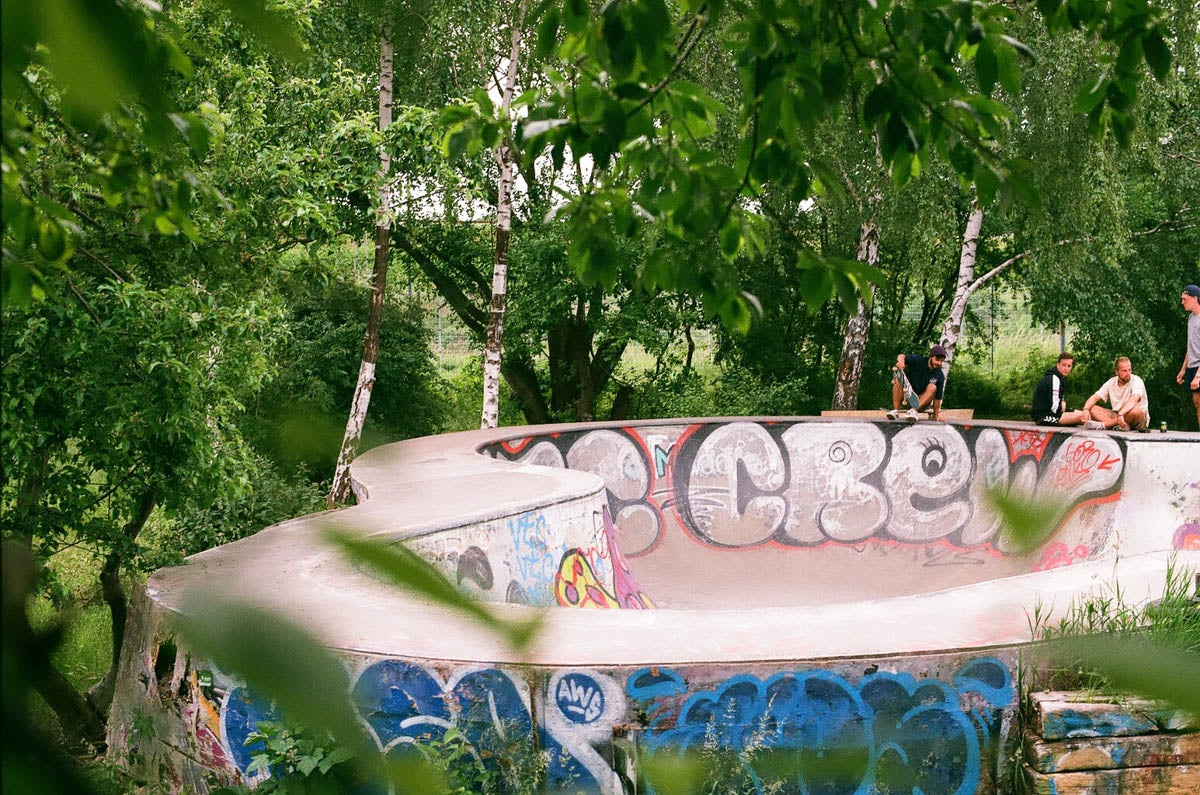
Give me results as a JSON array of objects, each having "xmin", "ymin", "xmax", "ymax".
[{"xmin": 1003, "ymin": 429, "xmax": 1053, "ymax": 463}]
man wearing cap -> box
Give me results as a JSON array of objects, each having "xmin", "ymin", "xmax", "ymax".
[
  {"xmin": 1031, "ymin": 351, "xmax": 1091, "ymax": 427},
  {"xmin": 1177, "ymin": 284, "xmax": 1200, "ymax": 428},
  {"xmin": 1083, "ymin": 356, "xmax": 1149, "ymax": 431},
  {"xmin": 887, "ymin": 345, "xmax": 947, "ymax": 422}
]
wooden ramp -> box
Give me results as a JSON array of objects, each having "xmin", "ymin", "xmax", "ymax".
[{"xmin": 820, "ymin": 408, "xmax": 975, "ymax": 419}]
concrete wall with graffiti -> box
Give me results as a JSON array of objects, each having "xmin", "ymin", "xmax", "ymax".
[
  {"xmin": 106, "ymin": 418, "xmax": 1199, "ymax": 793},
  {"xmin": 483, "ymin": 421, "xmax": 1139, "ymax": 606},
  {"xmin": 111, "ymin": 595, "xmax": 1017, "ymax": 795}
]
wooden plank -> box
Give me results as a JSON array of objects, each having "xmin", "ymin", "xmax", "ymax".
[
  {"xmin": 1023, "ymin": 763, "xmax": 1200, "ymax": 794},
  {"xmin": 1030, "ymin": 692, "xmax": 1198, "ymax": 740},
  {"xmin": 818, "ymin": 408, "xmax": 975, "ymax": 419},
  {"xmin": 1024, "ymin": 729, "xmax": 1200, "ymax": 773}
]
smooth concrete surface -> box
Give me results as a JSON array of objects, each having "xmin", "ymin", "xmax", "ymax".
[{"xmin": 108, "ymin": 418, "xmax": 1200, "ymax": 794}]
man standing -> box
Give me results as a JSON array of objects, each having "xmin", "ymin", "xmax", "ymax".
[
  {"xmin": 1177, "ymin": 284, "xmax": 1200, "ymax": 428},
  {"xmin": 1084, "ymin": 356, "xmax": 1149, "ymax": 430},
  {"xmin": 887, "ymin": 345, "xmax": 947, "ymax": 422},
  {"xmin": 1031, "ymin": 352, "xmax": 1091, "ymax": 426}
]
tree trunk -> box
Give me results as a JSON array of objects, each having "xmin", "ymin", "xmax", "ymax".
[
  {"xmin": 939, "ymin": 195, "xmax": 985, "ymax": 362},
  {"xmin": 481, "ymin": 0, "xmax": 527, "ymax": 429},
  {"xmin": 87, "ymin": 487, "xmax": 157, "ymax": 717},
  {"xmin": 830, "ymin": 217, "xmax": 881, "ymax": 409},
  {"xmin": 329, "ymin": 25, "xmax": 394, "ymax": 507}
]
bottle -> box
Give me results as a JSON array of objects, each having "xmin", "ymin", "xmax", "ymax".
[{"xmin": 1160, "ymin": 420, "xmax": 1168, "ymax": 433}]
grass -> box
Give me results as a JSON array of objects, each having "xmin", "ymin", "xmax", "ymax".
[{"xmin": 1027, "ymin": 558, "xmax": 1200, "ymax": 694}]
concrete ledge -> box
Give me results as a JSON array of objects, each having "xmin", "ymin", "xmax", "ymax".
[{"xmin": 820, "ymin": 408, "xmax": 975, "ymax": 419}]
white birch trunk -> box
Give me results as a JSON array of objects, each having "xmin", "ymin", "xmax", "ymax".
[
  {"xmin": 830, "ymin": 217, "xmax": 880, "ymax": 410},
  {"xmin": 329, "ymin": 26, "xmax": 393, "ymax": 506},
  {"xmin": 939, "ymin": 195, "xmax": 985, "ymax": 364},
  {"xmin": 480, "ymin": 2, "xmax": 527, "ymax": 429}
]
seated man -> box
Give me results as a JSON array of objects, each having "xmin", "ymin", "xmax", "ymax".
[
  {"xmin": 887, "ymin": 344, "xmax": 947, "ymax": 422},
  {"xmin": 1031, "ymin": 352, "xmax": 1091, "ymax": 426},
  {"xmin": 1083, "ymin": 356, "xmax": 1149, "ymax": 430}
]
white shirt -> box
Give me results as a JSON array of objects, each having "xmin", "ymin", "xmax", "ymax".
[{"xmin": 1092, "ymin": 375, "xmax": 1149, "ymax": 418}]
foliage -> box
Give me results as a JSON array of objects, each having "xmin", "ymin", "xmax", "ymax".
[
  {"xmin": 441, "ymin": 0, "xmax": 1176, "ymax": 329},
  {"xmin": 245, "ymin": 247, "xmax": 450, "ymax": 477}
]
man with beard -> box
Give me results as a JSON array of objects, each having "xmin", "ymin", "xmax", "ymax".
[{"xmin": 1083, "ymin": 356, "xmax": 1149, "ymax": 431}]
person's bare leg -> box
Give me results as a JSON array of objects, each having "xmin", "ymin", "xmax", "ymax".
[
  {"xmin": 1089, "ymin": 406, "xmax": 1124, "ymax": 429},
  {"xmin": 1058, "ymin": 409, "xmax": 1090, "ymax": 426},
  {"xmin": 1124, "ymin": 408, "xmax": 1147, "ymax": 430},
  {"xmin": 892, "ymin": 373, "xmax": 905, "ymax": 410},
  {"xmin": 1193, "ymin": 392, "xmax": 1200, "ymax": 428},
  {"xmin": 915, "ymin": 384, "xmax": 938, "ymax": 412}
]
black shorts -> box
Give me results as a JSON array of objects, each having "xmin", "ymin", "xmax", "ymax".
[{"xmin": 1187, "ymin": 366, "xmax": 1200, "ymax": 394}]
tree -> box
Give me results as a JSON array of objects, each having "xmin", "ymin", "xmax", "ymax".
[
  {"xmin": 481, "ymin": 0, "xmax": 529, "ymax": 429},
  {"xmin": 330, "ymin": 24, "xmax": 396, "ymax": 506}
]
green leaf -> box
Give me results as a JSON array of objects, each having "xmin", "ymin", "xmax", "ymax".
[
  {"xmin": 327, "ymin": 531, "xmax": 544, "ymax": 653},
  {"xmin": 985, "ymin": 486, "xmax": 1068, "ymax": 552},
  {"xmin": 798, "ymin": 263, "xmax": 834, "ymax": 312},
  {"xmin": 719, "ymin": 221, "xmax": 741, "ymax": 258},
  {"xmin": 996, "ymin": 43, "xmax": 1021, "ymax": 96},
  {"xmin": 535, "ymin": 8, "xmax": 560, "ymax": 60},
  {"xmin": 975, "ymin": 39, "xmax": 998, "ymax": 95},
  {"xmin": 832, "ymin": 271, "xmax": 859, "ymax": 313},
  {"xmin": 1142, "ymin": 28, "xmax": 1171, "ymax": 80}
]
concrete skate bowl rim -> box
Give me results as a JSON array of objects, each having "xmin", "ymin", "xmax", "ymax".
[{"xmin": 145, "ymin": 416, "xmax": 1198, "ymax": 667}]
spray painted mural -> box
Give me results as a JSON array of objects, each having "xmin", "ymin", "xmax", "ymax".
[
  {"xmin": 406, "ymin": 501, "xmax": 654, "ymax": 610},
  {"xmin": 486, "ymin": 422, "xmax": 1125, "ymax": 561},
  {"xmin": 185, "ymin": 651, "xmax": 1012, "ymax": 795}
]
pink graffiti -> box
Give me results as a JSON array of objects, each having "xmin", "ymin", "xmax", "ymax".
[
  {"xmin": 602, "ymin": 506, "xmax": 655, "ymax": 609},
  {"xmin": 1033, "ymin": 542, "xmax": 1092, "ymax": 571}
]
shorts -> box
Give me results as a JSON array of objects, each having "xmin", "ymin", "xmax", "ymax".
[
  {"xmin": 892, "ymin": 369, "xmax": 920, "ymax": 409},
  {"xmin": 1187, "ymin": 366, "xmax": 1200, "ymax": 394}
]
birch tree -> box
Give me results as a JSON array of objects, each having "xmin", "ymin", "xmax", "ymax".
[
  {"xmin": 481, "ymin": 1, "xmax": 527, "ymax": 429},
  {"xmin": 329, "ymin": 24, "xmax": 394, "ymax": 506}
]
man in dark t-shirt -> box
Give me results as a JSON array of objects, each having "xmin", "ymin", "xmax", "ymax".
[{"xmin": 887, "ymin": 345, "xmax": 947, "ymax": 422}]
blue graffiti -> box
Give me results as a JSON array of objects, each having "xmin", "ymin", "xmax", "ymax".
[
  {"xmin": 626, "ymin": 659, "xmax": 1012, "ymax": 795},
  {"xmin": 556, "ymin": 673, "xmax": 606, "ymax": 724},
  {"xmin": 353, "ymin": 661, "xmax": 599, "ymax": 792},
  {"xmin": 222, "ymin": 687, "xmax": 277, "ymax": 774}
]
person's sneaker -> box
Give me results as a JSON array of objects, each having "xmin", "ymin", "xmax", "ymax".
[
  {"xmin": 886, "ymin": 409, "xmax": 901, "ymax": 420},
  {"xmin": 1084, "ymin": 420, "xmax": 1105, "ymax": 429},
  {"xmin": 904, "ymin": 408, "xmax": 920, "ymax": 423}
]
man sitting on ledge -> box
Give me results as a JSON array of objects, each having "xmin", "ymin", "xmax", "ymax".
[
  {"xmin": 1083, "ymin": 356, "xmax": 1149, "ymax": 431},
  {"xmin": 887, "ymin": 345, "xmax": 946, "ymax": 422},
  {"xmin": 1031, "ymin": 352, "xmax": 1092, "ymax": 427}
]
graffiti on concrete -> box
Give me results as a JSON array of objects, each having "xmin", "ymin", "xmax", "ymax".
[
  {"xmin": 627, "ymin": 657, "xmax": 1013, "ymax": 795},
  {"xmin": 214, "ymin": 660, "xmax": 629, "ymax": 792},
  {"xmin": 488, "ymin": 422, "xmax": 1125, "ymax": 558}
]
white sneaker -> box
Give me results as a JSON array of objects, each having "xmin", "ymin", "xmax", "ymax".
[
  {"xmin": 1084, "ymin": 420, "xmax": 1104, "ymax": 429},
  {"xmin": 886, "ymin": 409, "xmax": 900, "ymax": 420},
  {"xmin": 904, "ymin": 408, "xmax": 920, "ymax": 423}
]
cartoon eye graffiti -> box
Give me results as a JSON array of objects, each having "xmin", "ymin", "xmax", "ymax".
[{"xmin": 921, "ymin": 438, "xmax": 948, "ymax": 477}]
